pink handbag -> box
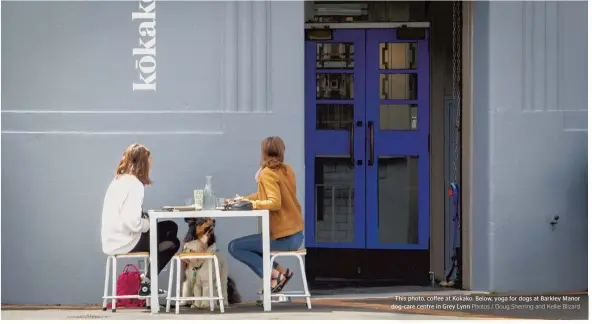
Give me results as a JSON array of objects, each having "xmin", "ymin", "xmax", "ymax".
[{"xmin": 107, "ymin": 264, "xmax": 146, "ymax": 308}]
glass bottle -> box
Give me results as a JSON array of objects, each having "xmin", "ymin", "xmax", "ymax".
[{"xmin": 203, "ymin": 176, "xmax": 216, "ymax": 210}]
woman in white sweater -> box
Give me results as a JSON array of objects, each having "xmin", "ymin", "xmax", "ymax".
[{"xmin": 101, "ymin": 143, "xmax": 180, "ymax": 296}]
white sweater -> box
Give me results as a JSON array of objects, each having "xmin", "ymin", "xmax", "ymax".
[{"xmin": 101, "ymin": 174, "xmax": 150, "ymax": 255}]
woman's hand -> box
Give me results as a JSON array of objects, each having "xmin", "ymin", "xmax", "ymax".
[
  {"xmin": 224, "ymin": 196, "xmax": 243, "ymax": 204},
  {"xmin": 229, "ymin": 195, "xmax": 245, "ymax": 202}
]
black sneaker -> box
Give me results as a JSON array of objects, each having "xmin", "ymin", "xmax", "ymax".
[{"xmin": 138, "ymin": 281, "xmax": 167, "ymax": 297}]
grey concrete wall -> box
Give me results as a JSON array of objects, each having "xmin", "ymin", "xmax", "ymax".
[
  {"xmin": 470, "ymin": 1, "xmax": 588, "ymax": 292},
  {"xmin": 1, "ymin": 1, "xmax": 304, "ymax": 305}
]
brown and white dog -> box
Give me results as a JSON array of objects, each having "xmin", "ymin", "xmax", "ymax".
[{"xmin": 181, "ymin": 218, "xmax": 241, "ymax": 308}]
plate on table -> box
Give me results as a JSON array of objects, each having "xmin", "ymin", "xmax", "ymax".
[{"xmin": 162, "ymin": 205, "xmax": 200, "ymax": 212}]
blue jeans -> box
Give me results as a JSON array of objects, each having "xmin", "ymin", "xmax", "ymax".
[{"xmin": 228, "ymin": 231, "xmax": 304, "ymax": 278}]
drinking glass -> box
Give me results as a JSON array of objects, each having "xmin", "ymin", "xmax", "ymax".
[
  {"xmin": 194, "ymin": 189, "xmax": 204, "ymax": 209},
  {"xmin": 185, "ymin": 198, "xmax": 194, "ymax": 206},
  {"xmin": 216, "ymin": 198, "xmax": 226, "ymax": 209}
]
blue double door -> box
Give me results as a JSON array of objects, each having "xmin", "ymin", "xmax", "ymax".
[{"xmin": 305, "ymin": 28, "xmax": 430, "ymax": 280}]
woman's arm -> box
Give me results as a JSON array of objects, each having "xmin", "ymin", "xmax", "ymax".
[
  {"xmin": 248, "ymin": 170, "xmax": 281, "ymax": 211},
  {"xmin": 228, "ymin": 193, "xmax": 257, "ymax": 203},
  {"xmin": 121, "ymin": 181, "xmax": 150, "ymax": 233},
  {"xmin": 244, "ymin": 192, "xmax": 258, "ymax": 200}
]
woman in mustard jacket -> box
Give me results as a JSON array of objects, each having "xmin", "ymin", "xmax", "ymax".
[{"xmin": 228, "ymin": 136, "xmax": 305, "ymax": 293}]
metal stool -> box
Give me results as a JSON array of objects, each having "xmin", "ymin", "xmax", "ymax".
[
  {"xmin": 166, "ymin": 252, "xmax": 225, "ymax": 314},
  {"xmin": 270, "ymin": 249, "xmax": 312, "ymax": 309},
  {"xmin": 102, "ymin": 252, "xmax": 149, "ymax": 312}
]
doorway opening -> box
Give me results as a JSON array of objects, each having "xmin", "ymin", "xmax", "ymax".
[{"xmin": 303, "ymin": 1, "xmax": 464, "ymax": 292}]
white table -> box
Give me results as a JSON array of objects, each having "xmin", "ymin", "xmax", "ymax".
[{"xmin": 146, "ymin": 209, "xmax": 271, "ymax": 313}]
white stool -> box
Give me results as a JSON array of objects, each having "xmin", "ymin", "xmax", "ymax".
[
  {"xmin": 102, "ymin": 252, "xmax": 149, "ymax": 312},
  {"xmin": 270, "ymin": 249, "xmax": 312, "ymax": 309},
  {"xmin": 166, "ymin": 252, "xmax": 225, "ymax": 314}
]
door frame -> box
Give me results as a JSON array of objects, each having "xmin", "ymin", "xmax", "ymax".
[
  {"xmin": 461, "ymin": 1, "xmax": 474, "ymax": 290},
  {"xmin": 304, "ymin": 25, "xmax": 431, "ymax": 251},
  {"xmin": 302, "ymin": 11, "xmax": 475, "ymax": 288}
]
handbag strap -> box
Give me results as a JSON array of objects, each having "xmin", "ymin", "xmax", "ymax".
[{"xmin": 122, "ymin": 263, "xmax": 140, "ymax": 274}]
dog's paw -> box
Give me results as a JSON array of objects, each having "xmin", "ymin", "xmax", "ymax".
[{"xmin": 189, "ymin": 302, "xmax": 204, "ymax": 309}]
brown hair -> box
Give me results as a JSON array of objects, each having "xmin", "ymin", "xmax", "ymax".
[
  {"xmin": 260, "ymin": 136, "xmax": 286, "ymax": 171},
  {"xmin": 115, "ymin": 143, "xmax": 152, "ymax": 185}
]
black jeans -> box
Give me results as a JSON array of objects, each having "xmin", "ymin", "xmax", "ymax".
[{"xmin": 129, "ymin": 220, "xmax": 180, "ymax": 278}]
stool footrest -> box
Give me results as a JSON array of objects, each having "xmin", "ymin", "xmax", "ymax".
[
  {"xmin": 272, "ymin": 293, "xmax": 311, "ymax": 297},
  {"xmin": 167, "ymin": 296, "xmax": 223, "ymax": 301},
  {"xmin": 103, "ymin": 295, "xmax": 148, "ymax": 299}
]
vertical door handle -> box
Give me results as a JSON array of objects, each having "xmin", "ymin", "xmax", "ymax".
[
  {"xmin": 380, "ymin": 43, "xmax": 388, "ymax": 69},
  {"xmin": 368, "ymin": 121, "xmax": 375, "ymax": 166},
  {"xmin": 409, "ymin": 43, "xmax": 417, "ymax": 68},
  {"xmin": 380, "ymin": 75, "xmax": 388, "ymax": 99},
  {"xmin": 349, "ymin": 122, "xmax": 355, "ymax": 167}
]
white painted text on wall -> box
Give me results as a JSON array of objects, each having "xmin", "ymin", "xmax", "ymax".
[{"xmin": 132, "ymin": 0, "xmax": 156, "ymax": 91}]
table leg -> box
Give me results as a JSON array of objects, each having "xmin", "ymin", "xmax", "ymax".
[
  {"xmin": 149, "ymin": 215, "xmax": 160, "ymax": 314},
  {"xmin": 261, "ymin": 213, "xmax": 271, "ymax": 311}
]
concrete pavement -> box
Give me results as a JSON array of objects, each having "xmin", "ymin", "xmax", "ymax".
[
  {"xmin": 1, "ymin": 308, "xmax": 475, "ymax": 320},
  {"xmin": 1, "ymin": 302, "xmax": 478, "ymax": 320},
  {"xmin": 3, "ymin": 291, "xmax": 587, "ymax": 320}
]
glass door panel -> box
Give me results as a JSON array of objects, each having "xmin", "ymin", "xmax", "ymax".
[
  {"xmin": 377, "ymin": 156, "xmax": 419, "ymax": 245},
  {"xmin": 305, "ymin": 29, "xmax": 366, "ymax": 249},
  {"xmin": 314, "ymin": 157, "xmax": 356, "ymax": 244}
]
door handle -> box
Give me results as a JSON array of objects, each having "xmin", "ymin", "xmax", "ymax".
[
  {"xmin": 368, "ymin": 121, "xmax": 375, "ymax": 166},
  {"xmin": 409, "ymin": 43, "xmax": 417, "ymax": 69},
  {"xmin": 380, "ymin": 75, "xmax": 388, "ymax": 99},
  {"xmin": 349, "ymin": 122, "xmax": 355, "ymax": 167},
  {"xmin": 380, "ymin": 43, "xmax": 388, "ymax": 69}
]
